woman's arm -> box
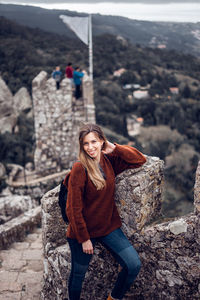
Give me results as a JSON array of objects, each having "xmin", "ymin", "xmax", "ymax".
[
  {"xmin": 103, "ymin": 142, "xmax": 146, "ymax": 176},
  {"xmin": 66, "ymin": 162, "xmax": 90, "ymax": 244}
]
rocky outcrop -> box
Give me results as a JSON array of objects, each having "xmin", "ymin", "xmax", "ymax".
[
  {"xmin": 0, "ymin": 163, "xmax": 6, "ymax": 180},
  {"xmin": 41, "ymin": 156, "xmax": 165, "ymax": 299},
  {"xmin": 32, "ymin": 71, "xmax": 96, "ymax": 176},
  {"xmin": 13, "ymin": 87, "xmax": 33, "ymax": 118},
  {"xmin": 0, "ymin": 77, "xmax": 17, "ymax": 134},
  {"xmin": 0, "ymin": 77, "xmax": 33, "ymax": 134}
]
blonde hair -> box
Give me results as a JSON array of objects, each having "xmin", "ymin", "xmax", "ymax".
[{"xmin": 79, "ymin": 123, "xmax": 107, "ymax": 190}]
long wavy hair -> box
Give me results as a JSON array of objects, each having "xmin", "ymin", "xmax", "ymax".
[{"xmin": 79, "ymin": 123, "xmax": 107, "ymax": 190}]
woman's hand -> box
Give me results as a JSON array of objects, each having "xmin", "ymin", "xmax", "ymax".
[
  {"xmin": 82, "ymin": 239, "xmax": 94, "ymax": 255},
  {"xmin": 102, "ymin": 141, "xmax": 116, "ymax": 154}
]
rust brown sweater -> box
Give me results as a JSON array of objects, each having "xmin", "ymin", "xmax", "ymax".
[{"xmin": 64, "ymin": 144, "xmax": 146, "ymax": 243}]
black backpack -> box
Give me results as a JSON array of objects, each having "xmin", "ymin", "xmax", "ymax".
[
  {"xmin": 58, "ymin": 179, "xmax": 70, "ymax": 223},
  {"xmin": 58, "ymin": 168, "xmax": 88, "ymax": 224}
]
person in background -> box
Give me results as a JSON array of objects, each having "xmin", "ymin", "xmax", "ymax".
[
  {"xmin": 64, "ymin": 123, "xmax": 147, "ymax": 300},
  {"xmin": 73, "ymin": 67, "xmax": 85, "ymax": 99},
  {"xmin": 65, "ymin": 62, "xmax": 74, "ymax": 88},
  {"xmin": 52, "ymin": 66, "xmax": 62, "ymax": 90}
]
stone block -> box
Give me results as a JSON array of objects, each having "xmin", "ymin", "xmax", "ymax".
[
  {"xmin": 22, "ymin": 249, "xmax": 43, "ymax": 260},
  {"xmin": 1, "ymin": 256, "xmax": 27, "ymax": 271},
  {"xmin": 0, "ymin": 271, "xmax": 20, "ymax": 292},
  {"xmin": 168, "ymin": 219, "xmax": 188, "ymax": 235},
  {"xmin": 0, "ymin": 292, "xmax": 21, "ymax": 300},
  {"xmin": 12, "ymin": 242, "xmax": 30, "ymax": 250},
  {"xmin": 26, "ymin": 260, "xmax": 43, "ymax": 272}
]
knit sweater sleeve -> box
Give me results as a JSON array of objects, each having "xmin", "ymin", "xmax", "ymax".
[
  {"xmin": 65, "ymin": 162, "xmax": 90, "ymax": 243},
  {"xmin": 106, "ymin": 143, "xmax": 147, "ymax": 176}
]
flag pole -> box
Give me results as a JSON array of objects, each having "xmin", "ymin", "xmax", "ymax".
[{"xmin": 88, "ymin": 14, "xmax": 93, "ymax": 81}]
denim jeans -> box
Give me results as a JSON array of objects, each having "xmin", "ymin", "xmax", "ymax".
[{"xmin": 67, "ymin": 228, "xmax": 141, "ymax": 300}]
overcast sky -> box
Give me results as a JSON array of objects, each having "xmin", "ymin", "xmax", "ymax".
[
  {"xmin": 0, "ymin": 0, "xmax": 199, "ymax": 22},
  {"xmin": 1, "ymin": 0, "xmax": 199, "ymax": 3}
]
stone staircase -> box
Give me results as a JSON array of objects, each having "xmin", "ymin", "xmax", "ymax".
[{"xmin": 0, "ymin": 227, "xmax": 43, "ymax": 300}]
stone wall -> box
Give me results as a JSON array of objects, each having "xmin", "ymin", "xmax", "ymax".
[
  {"xmin": 41, "ymin": 159, "xmax": 200, "ymax": 300},
  {"xmin": 8, "ymin": 170, "xmax": 68, "ymax": 202},
  {"xmin": 32, "ymin": 72, "xmax": 95, "ymax": 176}
]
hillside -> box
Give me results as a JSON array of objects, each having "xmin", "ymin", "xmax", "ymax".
[
  {"xmin": 0, "ymin": 16, "xmax": 200, "ymax": 218},
  {"xmin": 0, "ymin": 4, "xmax": 200, "ymax": 57}
]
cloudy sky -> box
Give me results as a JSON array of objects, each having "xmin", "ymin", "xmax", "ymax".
[{"xmin": 0, "ymin": 0, "xmax": 199, "ymax": 22}]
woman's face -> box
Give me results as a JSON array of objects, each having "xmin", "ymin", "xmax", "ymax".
[{"xmin": 83, "ymin": 132, "xmax": 104, "ymax": 161}]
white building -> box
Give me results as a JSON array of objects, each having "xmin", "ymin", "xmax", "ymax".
[{"xmin": 133, "ymin": 90, "xmax": 149, "ymax": 99}]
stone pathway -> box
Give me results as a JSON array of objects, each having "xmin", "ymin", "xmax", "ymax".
[{"xmin": 0, "ymin": 227, "xmax": 43, "ymax": 300}]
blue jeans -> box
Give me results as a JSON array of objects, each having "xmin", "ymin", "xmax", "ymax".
[{"xmin": 67, "ymin": 228, "xmax": 141, "ymax": 300}]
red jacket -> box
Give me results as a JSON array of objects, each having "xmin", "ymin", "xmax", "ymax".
[{"xmin": 65, "ymin": 66, "xmax": 73, "ymax": 78}]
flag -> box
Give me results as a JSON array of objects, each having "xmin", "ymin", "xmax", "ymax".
[{"xmin": 60, "ymin": 15, "xmax": 89, "ymax": 46}]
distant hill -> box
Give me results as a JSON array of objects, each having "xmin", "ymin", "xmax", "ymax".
[{"xmin": 0, "ymin": 3, "xmax": 200, "ymax": 57}]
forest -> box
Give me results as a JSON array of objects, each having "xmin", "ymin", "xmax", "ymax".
[{"xmin": 0, "ymin": 16, "xmax": 200, "ymax": 218}]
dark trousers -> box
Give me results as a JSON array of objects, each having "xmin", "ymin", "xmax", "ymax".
[
  {"xmin": 56, "ymin": 81, "xmax": 60, "ymax": 90},
  {"xmin": 67, "ymin": 228, "xmax": 141, "ymax": 300},
  {"xmin": 74, "ymin": 84, "xmax": 82, "ymax": 99}
]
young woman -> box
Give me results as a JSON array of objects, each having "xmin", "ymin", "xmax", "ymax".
[{"xmin": 64, "ymin": 123, "xmax": 147, "ymax": 300}]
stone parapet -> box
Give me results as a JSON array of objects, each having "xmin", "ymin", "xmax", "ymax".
[
  {"xmin": 41, "ymin": 156, "xmax": 166, "ymax": 299},
  {"xmin": 8, "ymin": 169, "xmax": 68, "ymax": 202}
]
